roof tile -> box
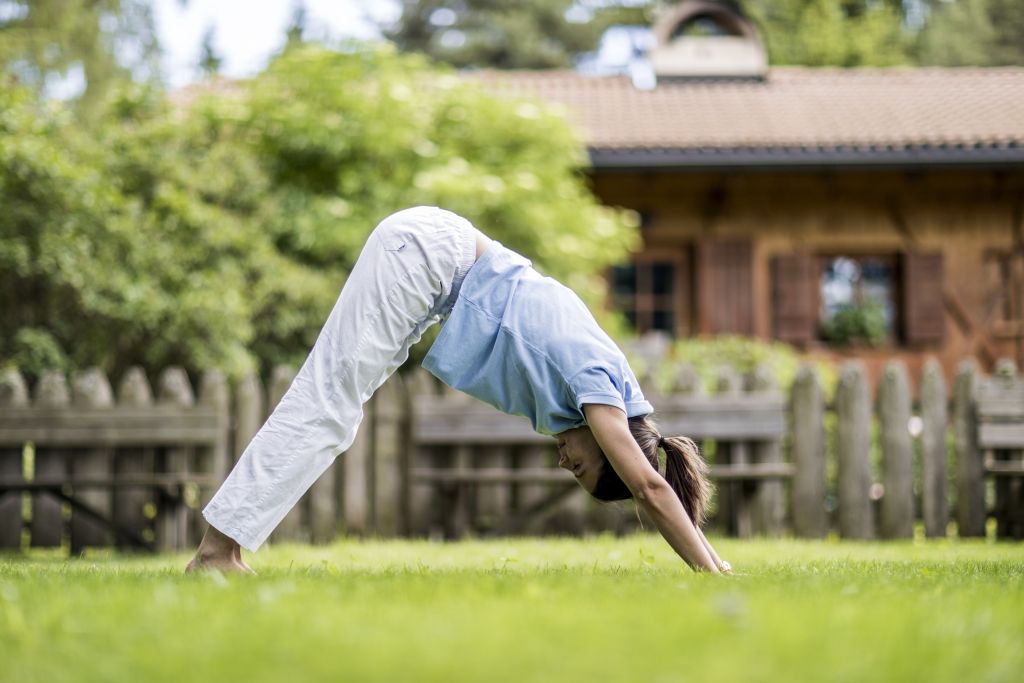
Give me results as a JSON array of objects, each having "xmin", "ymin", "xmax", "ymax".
[{"xmin": 467, "ymin": 67, "xmax": 1024, "ymax": 152}]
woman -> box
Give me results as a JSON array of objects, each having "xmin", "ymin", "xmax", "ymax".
[{"xmin": 186, "ymin": 207, "xmax": 731, "ymax": 575}]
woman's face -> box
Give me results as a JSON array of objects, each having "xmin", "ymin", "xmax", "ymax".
[{"xmin": 555, "ymin": 426, "xmax": 604, "ymax": 494}]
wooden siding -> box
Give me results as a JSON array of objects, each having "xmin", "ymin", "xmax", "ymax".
[{"xmin": 590, "ymin": 168, "xmax": 1024, "ymax": 388}]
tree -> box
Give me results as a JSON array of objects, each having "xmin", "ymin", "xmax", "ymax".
[
  {"xmin": 0, "ymin": 0, "xmax": 159, "ymax": 115},
  {"xmin": 0, "ymin": 44, "xmax": 639, "ymax": 379},
  {"xmin": 381, "ymin": 0, "xmax": 649, "ymax": 69},
  {"xmin": 285, "ymin": 1, "xmax": 309, "ymax": 50},
  {"xmin": 198, "ymin": 25, "xmax": 224, "ymax": 77},
  {"xmin": 745, "ymin": 0, "xmax": 910, "ymax": 66},
  {"xmin": 915, "ymin": 0, "xmax": 1024, "ymax": 66}
]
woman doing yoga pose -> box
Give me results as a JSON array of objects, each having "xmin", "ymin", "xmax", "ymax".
[{"xmin": 185, "ymin": 206, "xmax": 730, "ymax": 575}]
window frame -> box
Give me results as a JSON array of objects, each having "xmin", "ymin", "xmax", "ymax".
[
  {"xmin": 606, "ymin": 247, "xmax": 691, "ymax": 338},
  {"xmin": 816, "ymin": 251, "xmax": 902, "ymax": 347}
]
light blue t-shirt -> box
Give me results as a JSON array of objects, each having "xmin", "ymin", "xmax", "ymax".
[{"xmin": 422, "ymin": 240, "xmax": 654, "ymax": 436}]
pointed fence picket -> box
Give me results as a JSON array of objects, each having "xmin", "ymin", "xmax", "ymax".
[{"xmin": 0, "ymin": 366, "xmax": 225, "ymax": 552}]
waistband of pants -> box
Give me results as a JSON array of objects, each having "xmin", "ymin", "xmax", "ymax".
[{"xmin": 438, "ymin": 210, "xmax": 479, "ymax": 320}]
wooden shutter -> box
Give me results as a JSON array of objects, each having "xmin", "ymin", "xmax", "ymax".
[
  {"xmin": 901, "ymin": 251, "xmax": 945, "ymax": 346},
  {"xmin": 696, "ymin": 239, "xmax": 753, "ymax": 335},
  {"xmin": 772, "ymin": 252, "xmax": 817, "ymax": 345}
]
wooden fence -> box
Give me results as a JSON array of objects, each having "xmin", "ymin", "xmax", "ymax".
[{"xmin": 0, "ymin": 355, "xmax": 1022, "ymax": 552}]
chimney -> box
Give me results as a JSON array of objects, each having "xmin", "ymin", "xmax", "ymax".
[{"xmin": 647, "ymin": 0, "xmax": 767, "ymax": 82}]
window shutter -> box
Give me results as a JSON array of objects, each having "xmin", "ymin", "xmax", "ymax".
[
  {"xmin": 697, "ymin": 239, "xmax": 753, "ymax": 335},
  {"xmin": 901, "ymin": 251, "xmax": 945, "ymax": 346},
  {"xmin": 772, "ymin": 252, "xmax": 817, "ymax": 345}
]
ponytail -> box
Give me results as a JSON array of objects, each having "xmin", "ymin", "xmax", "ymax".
[
  {"xmin": 592, "ymin": 415, "xmax": 713, "ymax": 528},
  {"xmin": 660, "ymin": 434, "xmax": 711, "ymax": 527}
]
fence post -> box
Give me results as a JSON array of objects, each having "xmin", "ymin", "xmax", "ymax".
[
  {"xmin": 233, "ymin": 371, "xmax": 265, "ymax": 466},
  {"xmin": 836, "ymin": 361, "xmax": 873, "ymax": 539},
  {"xmin": 476, "ymin": 444, "xmax": 512, "ymax": 533},
  {"xmin": 343, "ymin": 392, "xmax": 373, "ymax": 537},
  {"xmin": 70, "ymin": 368, "xmax": 115, "ymax": 552},
  {"xmin": 157, "ymin": 367, "xmax": 195, "ymax": 551},
  {"xmin": 31, "ymin": 370, "xmax": 70, "ymax": 547},
  {"xmin": 374, "ymin": 373, "xmax": 406, "ymax": 537},
  {"xmin": 197, "ymin": 370, "xmax": 230, "ymax": 542},
  {"xmin": 114, "ymin": 367, "xmax": 155, "ymax": 549},
  {"xmin": 750, "ymin": 363, "xmax": 784, "ymax": 537},
  {"xmin": 516, "ymin": 443, "xmax": 550, "ymax": 536},
  {"xmin": 267, "ymin": 365, "xmax": 304, "ymax": 543},
  {"xmin": 878, "ymin": 360, "xmax": 913, "ymax": 539},
  {"xmin": 953, "ymin": 359, "xmax": 985, "ymax": 537},
  {"xmin": 288, "ymin": 379, "xmax": 333, "ymax": 542},
  {"xmin": 0, "ymin": 368, "xmax": 28, "ymax": 549},
  {"xmin": 992, "ymin": 358, "xmax": 1021, "ymax": 539},
  {"xmin": 921, "ymin": 358, "xmax": 949, "ymax": 538},
  {"xmin": 715, "ymin": 365, "xmax": 749, "ymax": 537},
  {"xmin": 441, "ymin": 386, "xmax": 473, "ymax": 539},
  {"xmin": 791, "ymin": 364, "xmax": 826, "ymax": 538},
  {"xmin": 406, "ymin": 368, "xmax": 438, "ymax": 536}
]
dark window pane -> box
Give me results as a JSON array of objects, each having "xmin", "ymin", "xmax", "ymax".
[
  {"xmin": 636, "ymin": 210, "xmax": 654, "ymax": 230},
  {"xmin": 860, "ymin": 258, "xmax": 894, "ymax": 330},
  {"xmin": 651, "ymin": 262, "xmax": 675, "ymax": 296},
  {"xmin": 611, "ymin": 264, "xmax": 636, "ymax": 296},
  {"xmin": 652, "ymin": 310, "xmax": 674, "ymax": 333},
  {"xmin": 819, "ymin": 255, "xmax": 895, "ymax": 345}
]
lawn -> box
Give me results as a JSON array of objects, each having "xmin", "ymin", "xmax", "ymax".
[{"xmin": 1, "ymin": 535, "xmax": 1022, "ymax": 683}]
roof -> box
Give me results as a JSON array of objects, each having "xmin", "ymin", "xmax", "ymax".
[{"xmin": 467, "ymin": 67, "xmax": 1024, "ymax": 170}]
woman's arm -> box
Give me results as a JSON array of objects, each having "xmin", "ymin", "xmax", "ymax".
[{"xmin": 583, "ymin": 403, "xmax": 719, "ymax": 573}]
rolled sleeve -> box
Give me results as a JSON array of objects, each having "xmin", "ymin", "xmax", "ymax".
[{"xmin": 569, "ymin": 365, "xmax": 653, "ymax": 419}]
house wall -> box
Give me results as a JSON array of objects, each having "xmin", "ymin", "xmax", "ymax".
[{"xmin": 590, "ymin": 168, "xmax": 1024, "ymax": 392}]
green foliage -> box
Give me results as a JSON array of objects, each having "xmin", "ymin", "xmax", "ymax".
[
  {"xmin": 915, "ymin": 0, "xmax": 1024, "ymax": 66},
  {"xmin": 385, "ymin": 0, "xmax": 912, "ymax": 69},
  {"xmin": 0, "ymin": 44, "xmax": 638, "ymax": 379},
  {"xmin": 382, "ymin": 0, "xmax": 648, "ymax": 69},
  {"xmin": 382, "ymin": 0, "xmax": 1022, "ymax": 69},
  {"xmin": 822, "ymin": 301, "xmax": 888, "ymax": 348},
  {"xmin": 1, "ymin": 537, "xmax": 1023, "ymax": 682},
  {"xmin": 0, "ymin": 0, "xmax": 159, "ymax": 117},
  {"xmin": 6, "ymin": 328, "xmax": 69, "ymax": 380},
  {"xmin": 635, "ymin": 335, "xmax": 837, "ymax": 396},
  {"xmin": 198, "ymin": 26, "xmax": 224, "ymax": 77},
  {"xmin": 746, "ymin": 0, "xmax": 910, "ymax": 66}
]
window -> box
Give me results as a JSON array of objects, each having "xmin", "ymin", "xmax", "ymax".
[
  {"xmin": 819, "ymin": 255, "xmax": 897, "ymax": 347},
  {"xmin": 610, "ymin": 258, "xmax": 682, "ymax": 336},
  {"xmin": 772, "ymin": 250, "xmax": 944, "ymax": 348}
]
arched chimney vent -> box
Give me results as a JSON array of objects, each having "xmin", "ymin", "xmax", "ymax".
[{"xmin": 648, "ymin": 1, "xmax": 767, "ymax": 81}]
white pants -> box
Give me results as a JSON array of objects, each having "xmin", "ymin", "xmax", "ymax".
[{"xmin": 202, "ymin": 206, "xmax": 479, "ymax": 551}]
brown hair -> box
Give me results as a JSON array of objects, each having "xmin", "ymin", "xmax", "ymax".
[{"xmin": 591, "ymin": 414, "xmax": 712, "ymax": 527}]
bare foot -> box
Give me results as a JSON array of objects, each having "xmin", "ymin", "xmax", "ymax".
[{"xmin": 184, "ymin": 524, "xmax": 257, "ymax": 575}]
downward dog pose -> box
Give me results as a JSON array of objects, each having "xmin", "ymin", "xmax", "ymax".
[{"xmin": 186, "ymin": 207, "xmax": 730, "ymax": 575}]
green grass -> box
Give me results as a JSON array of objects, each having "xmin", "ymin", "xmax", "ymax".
[{"xmin": 1, "ymin": 535, "xmax": 1022, "ymax": 683}]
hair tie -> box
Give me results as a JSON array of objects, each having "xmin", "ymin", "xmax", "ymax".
[{"xmin": 658, "ymin": 436, "xmax": 666, "ymax": 448}]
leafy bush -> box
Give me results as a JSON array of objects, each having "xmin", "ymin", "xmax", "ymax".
[
  {"xmin": 821, "ymin": 301, "xmax": 888, "ymax": 348},
  {"xmin": 630, "ymin": 335, "xmax": 837, "ymax": 397},
  {"xmin": 0, "ymin": 43, "xmax": 638, "ymax": 379}
]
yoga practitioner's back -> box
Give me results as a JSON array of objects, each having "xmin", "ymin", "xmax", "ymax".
[{"xmin": 423, "ymin": 239, "xmax": 653, "ymax": 435}]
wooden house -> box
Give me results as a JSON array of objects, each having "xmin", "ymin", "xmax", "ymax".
[{"xmin": 472, "ymin": 0, "xmax": 1024, "ymax": 388}]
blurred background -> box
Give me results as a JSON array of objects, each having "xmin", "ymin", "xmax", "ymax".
[{"xmin": 1, "ymin": 1, "xmax": 1022, "ymax": 552}]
